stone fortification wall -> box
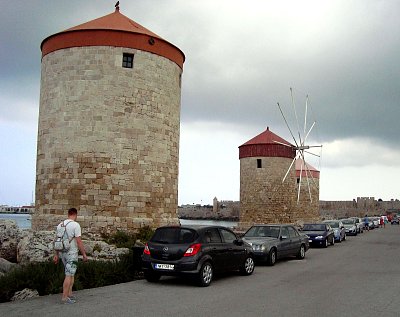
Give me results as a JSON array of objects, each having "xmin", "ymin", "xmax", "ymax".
[
  {"xmin": 179, "ymin": 201, "xmax": 240, "ymax": 220},
  {"xmin": 34, "ymin": 46, "xmax": 182, "ymax": 233},
  {"xmin": 320, "ymin": 197, "xmax": 400, "ymax": 219}
]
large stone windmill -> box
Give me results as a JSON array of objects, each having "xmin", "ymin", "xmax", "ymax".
[{"xmin": 34, "ymin": 6, "xmax": 185, "ymax": 232}]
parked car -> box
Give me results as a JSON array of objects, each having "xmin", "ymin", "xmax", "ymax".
[
  {"xmin": 365, "ymin": 220, "xmax": 374, "ymax": 230},
  {"xmin": 350, "ymin": 217, "xmax": 364, "ymax": 233},
  {"xmin": 342, "ymin": 218, "xmax": 358, "ymax": 236},
  {"xmin": 391, "ymin": 216, "xmax": 399, "ymax": 225},
  {"xmin": 323, "ymin": 220, "xmax": 346, "ymax": 242},
  {"xmin": 301, "ymin": 223, "xmax": 335, "ymax": 248},
  {"xmin": 371, "ymin": 217, "xmax": 380, "ymax": 228},
  {"xmin": 242, "ymin": 224, "xmax": 309, "ymax": 265},
  {"xmin": 142, "ymin": 225, "xmax": 255, "ymax": 287}
]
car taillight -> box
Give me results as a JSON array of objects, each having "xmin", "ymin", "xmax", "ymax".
[
  {"xmin": 184, "ymin": 243, "xmax": 201, "ymax": 257},
  {"xmin": 143, "ymin": 244, "xmax": 150, "ymax": 255}
]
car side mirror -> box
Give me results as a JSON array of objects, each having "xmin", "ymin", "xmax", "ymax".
[
  {"xmin": 280, "ymin": 235, "xmax": 288, "ymax": 240},
  {"xmin": 234, "ymin": 239, "xmax": 244, "ymax": 246}
]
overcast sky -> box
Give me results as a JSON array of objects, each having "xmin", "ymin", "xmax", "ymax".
[{"xmin": 1, "ymin": 0, "xmax": 400, "ymax": 206}]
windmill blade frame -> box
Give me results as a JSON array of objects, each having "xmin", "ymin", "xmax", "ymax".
[{"xmin": 277, "ymin": 88, "xmax": 322, "ymax": 204}]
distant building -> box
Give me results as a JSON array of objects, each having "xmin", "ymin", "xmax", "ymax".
[{"xmin": 0, "ymin": 205, "xmax": 35, "ymax": 214}]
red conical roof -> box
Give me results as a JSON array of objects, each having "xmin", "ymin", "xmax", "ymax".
[
  {"xmin": 239, "ymin": 127, "xmax": 295, "ymax": 159},
  {"xmin": 64, "ymin": 8, "xmax": 162, "ymax": 38},
  {"xmin": 296, "ymin": 158, "xmax": 320, "ymax": 179},
  {"xmin": 41, "ymin": 8, "xmax": 185, "ymax": 68},
  {"xmin": 240, "ymin": 127, "xmax": 293, "ymax": 147}
]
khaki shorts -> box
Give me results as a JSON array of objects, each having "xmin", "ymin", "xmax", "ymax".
[{"xmin": 60, "ymin": 251, "xmax": 78, "ymax": 276}]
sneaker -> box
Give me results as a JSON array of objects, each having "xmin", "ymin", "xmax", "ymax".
[
  {"xmin": 69, "ymin": 295, "xmax": 76, "ymax": 301},
  {"xmin": 62, "ymin": 297, "xmax": 76, "ymax": 304}
]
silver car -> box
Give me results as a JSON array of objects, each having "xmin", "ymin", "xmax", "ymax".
[
  {"xmin": 341, "ymin": 218, "xmax": 358, "ymax": 236},
  {"xmin": 323, "ymin": 220, "xmax": 346, "ymax": 242},
  {"xmin": 242, "ymin": 224, "xmax": 309, "ymax": 266},
  {"xmin": 350, "ymin": 217, "xmax": 364, "ymax": 233}
]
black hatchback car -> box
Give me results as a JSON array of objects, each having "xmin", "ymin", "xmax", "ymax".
[{"xmin": 142, "ymin": 225, "xmax": 255, "ymax": 287}]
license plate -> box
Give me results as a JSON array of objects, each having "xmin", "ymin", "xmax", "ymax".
[
  {"xmin": 154, "ymin": 263, "xmax": 174, "ymax": 270},
  {"xmin": 308, "ymin": 240, "xmax": 312, "ymax": 243}
]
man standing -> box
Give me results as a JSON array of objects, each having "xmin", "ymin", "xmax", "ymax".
[
  {"xmin": 53, "ymin": 207, "xmax": 88, "ymax": 304},
  {"xmin": 363, "ymin": 214, "xmax": 369, "ymax": 232}
]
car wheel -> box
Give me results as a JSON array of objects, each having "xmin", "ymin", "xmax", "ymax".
[
  {"xmin": 240, "ymin": 256, "xmax": 255, "ymax": 275},
  {"xmin": 144, "ymin": 271, "xmax": 161, "ymax": 283},
  {"xmin": 323, "ymin": 238, "xmax": 328, "ymax": 248},
  {"xmin": 268, "ymin": 249, "xmax": 277, "ymax": 266},
  {"xmin": 198, "ymin": 261, "xmax": 213, "ymax": 287},
  {"xmin": 297, "ymin": 244, "xmax": 306, "ymax": 259},
  {"xmin": 330, "ymin": 236, "xmax": 335, "ymax": 246}
]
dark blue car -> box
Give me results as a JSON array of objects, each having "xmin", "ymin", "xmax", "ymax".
[{"xmin": 301, "ymin": 223, "xmax": 335, "ymax": 248}]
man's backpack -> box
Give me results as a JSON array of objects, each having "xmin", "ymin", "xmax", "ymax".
[{"xmin": 53, "ymin": 220, "xmax": 74, "ymax": 252}]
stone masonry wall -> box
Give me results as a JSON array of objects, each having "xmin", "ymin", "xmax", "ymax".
[
  {"xmin": 239, "ymin": 156, "xmax": 320, "ymax": 228},
  {"xmin": 292, "ymin": 176, "xmax": 320, "ymax": 223},
  {"xmin": 34, "ymin": 46, "xmax": 182, "ymax": 233},
  {"xmin": 239, "ymin": 156, "xmax": 297, "ymax": 227}
]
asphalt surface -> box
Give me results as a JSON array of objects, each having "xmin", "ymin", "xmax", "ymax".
[{"xmin": 1, "ymin": 224, "xmax": 400, "ymax": 317}]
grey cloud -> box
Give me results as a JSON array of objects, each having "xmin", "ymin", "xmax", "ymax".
[{"xmin": 1, "ymin": 0, "xmax": 400, "ymax": 145}]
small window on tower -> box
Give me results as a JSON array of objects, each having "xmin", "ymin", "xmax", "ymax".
[
  {"xmin": 257, "ymin": 159, "xmax": 262, "ymax": 168},
  {"xmin": 122, "ymin": 53, "xmax": 134, "ymax": 68}
]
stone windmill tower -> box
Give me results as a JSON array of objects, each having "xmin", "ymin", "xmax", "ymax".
[
  {"xmin": 294, "ymin": 158, "xmax": 320, "ymax": 221},
  {"xmin": 33, "ymin": 5, "xmax": 185, "ymax": 232},
  {"xmin": 239, "ymin": 127, "xmax": 297, "ymax": 227},
  {"xmin": 239, "ymin": 127, "xmax": 320, "ymax": 227}
]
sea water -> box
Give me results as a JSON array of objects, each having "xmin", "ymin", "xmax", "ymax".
[
  {"xmin": 0, "ymin": 213, "xmax": 32, "ymax": 229},
  {"xmin": 0, "ymin": 214, "xmax": 238, "ymax": 230}
]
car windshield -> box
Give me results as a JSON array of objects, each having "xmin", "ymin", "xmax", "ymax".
[
  {"xmin": 325, "ymin": 222, "xmax": 339, "ymax": 228},
  {"xmin": 244, "ymin": 226, "xmax": 280, "ymax": 238},
  {"xmin": 302, "ymin": 224, "xmax": 326, "ymax": 231},
  {"xmin": 150, "ymin": 227, "xmax": 197, "ymax": 244},
  {"xmin": 342, "ymin": 219, "xmax": 354, "ymax": 224}
]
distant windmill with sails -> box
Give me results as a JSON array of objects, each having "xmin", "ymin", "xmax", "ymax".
[{"xmin": 275, "ymin": 88, "xmax": 322, "ymax": 204}]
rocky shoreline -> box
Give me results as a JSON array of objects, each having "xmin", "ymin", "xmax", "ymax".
[{"xmin": 0, "ymin": 219, "xmax": 139, "ymax": 300}]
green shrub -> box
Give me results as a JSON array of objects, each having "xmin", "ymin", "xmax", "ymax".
[
  {"xmin": 0, "ymin": 251, "xmax": 141, "ymax": 303},
  {"xmin": 0, "ymin": 260, "xmax": 64, "ymax": 303},
  {"xmin": 105, "ymin": 230, "xmax": 137, "ymax": 249},
  {"xmin": 103, "ymin": 227, "xmax": 154, "ymax": 249},
  {"xmin": 136, "ymin": 226, "xmax": 154, "ymax": 242}
]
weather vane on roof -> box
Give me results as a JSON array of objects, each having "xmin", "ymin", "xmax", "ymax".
[{"xmin": 115, "ymin": 1, "xmax": 120, "ymax": 10}]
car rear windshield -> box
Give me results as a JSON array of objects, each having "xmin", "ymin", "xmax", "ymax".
[
  {"xmin": 325, "ymin": 222, "xmax": 339, "ymax": 228},
  {"xmin": 303, "ymin": 224, "xmax": 326, "ymax": 231},
  {"xmin": 244, "ymin": 226, "xmax": 280, "ymax": 238},
  {"xmin": 150, "ymin": 227, "xmax": 197, "ymax": 244},
  {"xmin": 342, "ymin": 219, "xmax": 354, "ymax": 224}
]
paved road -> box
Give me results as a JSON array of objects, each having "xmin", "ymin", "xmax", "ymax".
[{"xmin": 1, "ymin": 225, "xmax": 400, "ymax": 317}]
